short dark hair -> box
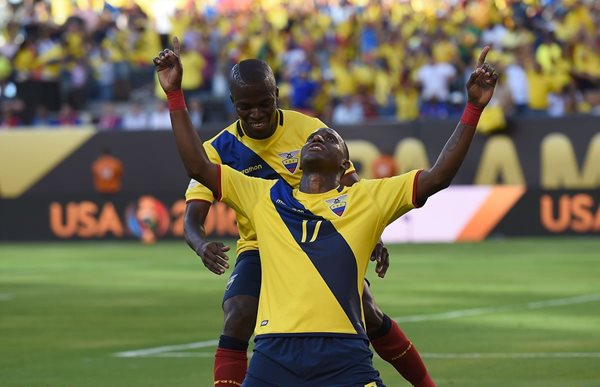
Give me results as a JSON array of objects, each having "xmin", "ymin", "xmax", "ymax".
[{"xmin": 229, "ymin": 59, "xmax": 276, "ymax": 90}]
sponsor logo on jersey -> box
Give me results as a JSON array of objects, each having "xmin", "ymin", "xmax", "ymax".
[
  {"xmin": 325, "ymin": 194, "xmax": 348, "ymax": 217},
  {"xmin": 241, "ymin": 164, "xmax": 263, "ymax": 175},
  {"xmin": 278, "ymin": 150, "xmax": 300, "ymax": 174},
  {"xmin": 260, "ymin": 320, "xmax": 269, "ymax": 326}
]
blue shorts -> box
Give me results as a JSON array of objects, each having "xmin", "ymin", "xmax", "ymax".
[
  {"xmin": 222, "ymin": 250, "xmax": 261, "ymax": 304},
  {"xmin": 243, "ymin": 336, "xmax": 385, "ymax": 387}
]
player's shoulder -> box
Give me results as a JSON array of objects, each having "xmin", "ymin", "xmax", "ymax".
[
  {"xmin": 280, "ymin": 109, "xmax": 326, "ymax": 134},
  {"xmin": 357, "ymin": 171, "xmax": 420, "ymax": 191},
  {"xmin": 205, "ymin": 121, "xmax": 243, "ymax": 148},
  {"xmin": 207, "ymin": 120, "xmax": 241, "ymax": 141}
]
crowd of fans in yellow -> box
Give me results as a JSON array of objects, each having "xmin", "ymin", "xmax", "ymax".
[{"xmin": 0, "ymin": 0, "xmax": 599, "ymax": 129}]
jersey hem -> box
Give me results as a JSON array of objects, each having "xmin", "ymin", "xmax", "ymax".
[{"xmin": 255, "ymin": 332, "xmax": 368, "ymax": 340}]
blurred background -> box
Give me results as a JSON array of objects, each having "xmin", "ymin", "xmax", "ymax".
[
  {"xmin": 0, "ymin": 0, "xmax": 599, "ymax": 386},
  {"xmin": 0, "ymin": 0, "xmax": 599, "ymax": 127}
]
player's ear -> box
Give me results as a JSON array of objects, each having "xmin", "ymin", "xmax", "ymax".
[{"xmin": 341, "ymin": 159, "xmax": 350, "ymax": 171}]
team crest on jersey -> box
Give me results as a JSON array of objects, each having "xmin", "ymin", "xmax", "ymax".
[
  {"xmin": 278, "ymin": 150, "xmax": 300, "ymax": 174},
  {"xmin": 325, "ymin": 194, "xmax": 348, "ymax": 217}
]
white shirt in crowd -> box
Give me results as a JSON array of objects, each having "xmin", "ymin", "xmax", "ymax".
[
  {"xmin": 416, "ymin": 62, "xmax": 456, "ymax": 102},
  {"xmin": 122, "ymin": 105, "xmax": 148, "ymax": 131},
  {"xmin": 332, "ymin": 99, "xmax": 364, "ymax": 125},
  {"xmin": 148, "ymin": 105, "xmax": 172, "ymax": 130},
  {"xmin": 505, "ymin": 64, "xmax": 529, "ymax": 106}
]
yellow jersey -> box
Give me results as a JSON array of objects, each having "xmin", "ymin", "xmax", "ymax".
[
  {"xmin": 218, "ymin": 165, "xmax": 421, "ymax": 338},
  {"xmin": 186, "ymin": 109, "xmax": 349, "ymax": 254}
]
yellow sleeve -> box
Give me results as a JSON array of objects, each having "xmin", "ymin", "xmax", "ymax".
[
  {"xmin": 218, "ymin": 165, "xmax": 273, "ymax": 218},
  {"xmin": 184, "ymin": 142, "xmax": 223, "ymax": 203},
  {"xmin": 361, "ymin": 169, "xmax": 421, "ymax": 226}
]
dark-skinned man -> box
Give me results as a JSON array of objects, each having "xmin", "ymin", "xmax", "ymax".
[
  {"xmin": 155, "ymin": 38, "xmax": 497, "ymax": 386},
  {"xmin": 176, "ymin": 54, "xmax": 432, "ymax": 385}
]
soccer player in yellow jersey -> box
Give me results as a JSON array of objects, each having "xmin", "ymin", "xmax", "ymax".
[
  {"xmin": 182, "ymin": 62, "xmax": 433, "ymax": 384},
  {"xmin": 155, "ymin": 37, "xmax": 497, "ymax": 385}
]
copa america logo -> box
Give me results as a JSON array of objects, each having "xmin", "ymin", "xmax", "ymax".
[{"xmin": 125, "ymin": 196, "xmax": 170, "ymax": 244}]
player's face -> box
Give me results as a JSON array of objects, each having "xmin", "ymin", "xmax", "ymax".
[
  {"xmin": 231, "ymin": 83, "xmax": 279, "ymax": 140},
  {"xmin": 301, "ymin": 128, "xmax": 347, "ymax": 171}
]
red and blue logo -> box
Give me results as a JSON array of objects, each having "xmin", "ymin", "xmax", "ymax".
[
  {"xmin": 125, "ymin": 196, "xmax": 170, "ymax": 244},
  {"xmin": 325, "ymin": 194, "xmax": 348, "ymax": 217},
  {"xmin": 278, "ymin": 150, "xmax": 300, "ymax": 174}
]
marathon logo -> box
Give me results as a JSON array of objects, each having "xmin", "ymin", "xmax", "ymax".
[{"xmin": 241, "ymin": 164, "xmax": 263, "ymax": 175}]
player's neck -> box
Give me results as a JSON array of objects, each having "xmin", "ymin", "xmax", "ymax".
[{"xmin": 299, "ymin": 172, "xmax": 340, "ymax": 194}]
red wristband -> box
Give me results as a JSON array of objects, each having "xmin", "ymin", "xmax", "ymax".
[
  {"xmin": 167, "ymin": 89, "xmax": 187, "ymax": 112},
  {"xmin": 460, "ymin": 102, "xmax": 483, "ymax": 127}
]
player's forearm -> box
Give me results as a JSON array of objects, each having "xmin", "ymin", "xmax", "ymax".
[
  {"xmin": 169, "ymin": 109, "xmax": 219, "ymax": 196},
  {"xmin": 416, "ymin": 104, "xmax": 481, "ymax": 202},
  {"xmin": 184, "ymin": 222, "xmax": 208, "ymax": 252},
  {"xmin": 183, "ymin": 202, "xmax": 210, "ymax": 253},
  {"xmin": 429, "ymin": 121, "xmax": 476, "ymax": 188}
]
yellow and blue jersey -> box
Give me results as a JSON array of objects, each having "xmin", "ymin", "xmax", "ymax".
[
  {"xmin": 186, "ymin": 109, "xmax": 354, "ymax": 254},
  {"xmin": 218, "ymin": 164, "xmax": 421, "ymax": 338}
]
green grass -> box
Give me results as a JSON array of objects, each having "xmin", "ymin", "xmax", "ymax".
[{"xmin": 1, "ymin": 239, "xmax": 599, "ymax": 386}]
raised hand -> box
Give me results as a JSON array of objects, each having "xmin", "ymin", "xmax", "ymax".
[
  {"xmin": 466, "ymin": 46, "xmax": 498, "ymax": 109},
  {"xmin": 196, "ymin": 241, "xmax": 230, "ymax": 275},
  {"xmin": 153, "ymin": 36, "xmax": 183, "ymax": 93}
]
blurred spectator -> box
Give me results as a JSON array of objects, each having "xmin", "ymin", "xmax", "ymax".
[
  {"xmin": 416, "ymin": 52, "xmax": 456, "ymax": 119},
  {"xmin": 505, "ymin": 54, "xmax": 529, "ymax": 115},
  {"xmin": 0, "ymin": 21, "xmax": 21, "ymax": 60},
  {"xmin": 121, "ymin": 102, "xmax": 147, "ymax": 130},
  {"xmin": 91, "ymin": 48, "xmax": 116, "ymax": 102},
  {"xmin": 394, "ymin": 72, "xmax": 420, "ymax": 122},
  {"xmin": 67, "ymin": 59, "xmax": 90, "ymax": 110},
  {"xmin": 57, "ymin": 104, "xmax": 80, "ymax": 126},
  {"xmin": 97, "ymin": 102, "xmax": 121, "ymax": 131},
  {"xmin": 188, "ymin": 98, "xmax": 204, "ymax": 129},
  {"xmin": 148, "ymin": 100, "xmax": 171, "ymax": 130},
  {"xmin": 332, "ymin": 96, "xmax": 364, "ymax": 125},
  {"xmin": 179, "ymin": 41, "xmax": 206, "ymax": 100},
  {"xmin": 1, "ymin": 0, "xmax": 599, "ymax": 128},
  {"xmin": 0, "ymin": 100, "xmax": 22, "ymax": 127},
  {"xmin": 526, "ymin": 61, "xmax": 551, "ymax": 115},
  {"xmin": 290, "ymin": 66, "xmax": 318, "ymax": 112},
  {"xmin": 31, "ymin": 104, "xmax": 54, "ymax": 126}
]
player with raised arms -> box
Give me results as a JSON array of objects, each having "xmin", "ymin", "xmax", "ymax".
[
  {"xmin": 154, "ymin": 37, "xmax": 497, "ymax": 385},
  {"xmin": 179, "ymin": 52, "xmax": 433, "ymax": 384}
]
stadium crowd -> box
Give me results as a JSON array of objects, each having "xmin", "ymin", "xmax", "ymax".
[{"xmin": 0, "ymin": 0, "xmax": 599, "ymax": 129}]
